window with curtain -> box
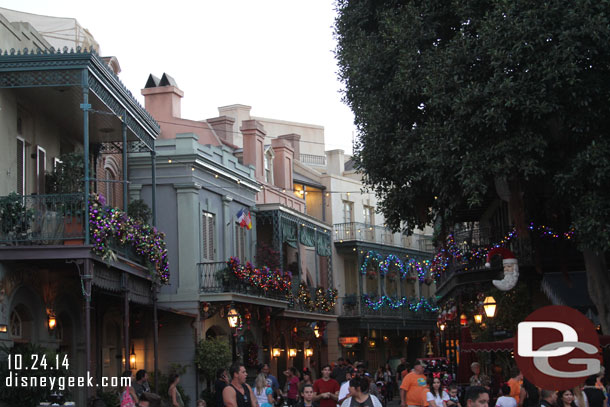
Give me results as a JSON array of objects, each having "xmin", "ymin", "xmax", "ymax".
[
  {"xmin": 343, "ymin": 201, "xmax": 353, "ymax": 223},
  {"xmin": 202, "ymin": 211, "xmax": 216, "ymax": 261},
  {"xmin": 235, "ymin": 223, "xmax": 246, "ymax": 261},
  {"xmin": 16, "ymin": 137, "xmax": 25, "ymax": 195}
]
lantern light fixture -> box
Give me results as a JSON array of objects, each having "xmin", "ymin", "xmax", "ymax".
[
  {"xmin": 460, "ymin": 313, "xmax": 468, "ymax": 326},
  {"xmin": 483, "ymin": 296, "xmax": 497, "ymax": 318},
  {"xmin": 227, "ymin": 303, "xmax": 240, "ymax": 328},
  {"xmin": 474, "ymin": 314, "xmax": 483, "ymax": 324},
  {"xmin": 288, "ymin": 348, "xmax": 297, "ymax": 358}
]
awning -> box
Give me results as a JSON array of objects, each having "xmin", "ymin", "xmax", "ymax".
[
  {"xmin": 461, "ymin": 335, "xmax": 610, "ymax": 353},
  {"xmin": 461, "ymin": 337, "xmax": 514, "ymax": 353}
]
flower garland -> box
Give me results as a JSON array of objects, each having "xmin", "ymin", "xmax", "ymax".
[
  {"xmin": 360, "ymin": 251, "xmax": 433, "ymax": 282},
  {"xmin": 245, "ymin": 342, "xmax": 259, "ymax": 367},
  {"xmin": 362, "ymin": 294, "xmax": 439, "ymax": 312},
  {"xmin": 297, "ymin": 282, "xmax": 315, "ymax": 311},
  {"xmin": 89, "ymin": 193, "xmax": 169, "ymax": 283},
  {"xmin": 431, "ymin": 223, "xmax": 576, "ymax": 279},
  {"xmin": 226, "ymin": 257, "xmax": 292, "ymax": 293},
  {"xmin": 315, "ymin": 287, "xmax": 338, "ymax": 313},
  {"xmin": 360, "ymin": 251, "xmax": 384, "ymax": 277}
]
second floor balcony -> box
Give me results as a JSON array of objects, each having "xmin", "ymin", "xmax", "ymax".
[
  {"xmin": 199, "ymin": 260, "xmax": 337, "ymax": 315},
  {"xmin": 334, "ymin": 222, "xmax": 434, "ymax": 252}
]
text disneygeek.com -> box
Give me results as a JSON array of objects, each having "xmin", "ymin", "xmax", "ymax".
[{"xmin": 5, "ymin": 372, "xmax": 131, "ymax": 391}]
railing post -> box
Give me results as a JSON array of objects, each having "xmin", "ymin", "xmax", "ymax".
[{"xmin": 81, "ymin": 69, "xmax": 91, "ymax": 245}]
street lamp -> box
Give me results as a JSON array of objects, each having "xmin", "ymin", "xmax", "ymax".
[
  {"xmin": 227, "ymin": 303, "xmax": 240, "ymax": 361},
  {"xmin": 483, "ymin": 296, "xmax": 497, "ymax": 318}
]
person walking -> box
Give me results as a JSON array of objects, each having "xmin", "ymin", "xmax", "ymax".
[
  {"xmin": 223, "ymin": 362, "xmax": 257, "ymax": 407},
  {"xmin": 400, "ymin": 360, "xmax": 428, "ymax": 407},
  {"xmin": 539, "ymin": 390, "xmax": 557, "ymax": 407},
  {"xmin": 558, "ymin": 390, "xmax": 577, "ymax": 407},
  {"xmin": 584, "ymin": 375, "xmax": 607, "ymax": 407},
  {"xmin": 255, "ymin": 373, "xmax": 275, "ymax": 407},
  {"xmin": 168, "ymin": 373, "xmax": 184, "ymax": 407},
  {"xmin": 427, "ymin": 376, "xmax": 449, "ymax": 407},
  {"xmin": 313, "ymin": 365, "xmax": 340, "ymax": 407},
  {"xmin": 340, "ymin": 377, "xmax": 383, "ymax": 407},
  {"xmin": 121, "ymin": 370, "xmax": 138, "ymax": 407}
]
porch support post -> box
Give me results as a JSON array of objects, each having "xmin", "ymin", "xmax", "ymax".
[
  {"xmin": 152, "ymin": 283, "xmax": 159, "ymax": 390},
  {"xmin": 123, "ymin": 275, "xmax": 130, "ymax": 372},
  {"xmin": 151, "ymin": 151, "xmax": 157, "ymax": 226},
  {"xmin": 82, "ymin": 259, "xmax": 93, "ymax": 395},
  {"xmin": 122, "ymin": 110, "xmax": 128, "ymax": 212},
  {"xmin": 81, "ymin": 69, "xmax": 91, "ymax": 245}
]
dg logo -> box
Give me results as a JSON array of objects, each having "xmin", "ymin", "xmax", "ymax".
[{"xmin": 515, "ymin": 305, "xmax": 602, "ymax": 390}]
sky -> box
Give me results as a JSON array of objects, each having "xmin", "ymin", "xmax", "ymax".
[{"xmin": 2, "ymin": 0, "xmax": 356, "ymax": 154}]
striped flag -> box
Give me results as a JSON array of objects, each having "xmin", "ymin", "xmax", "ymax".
[{"xmin": 236, "ymin": 209, "xmax": 252, "ymax": 230}]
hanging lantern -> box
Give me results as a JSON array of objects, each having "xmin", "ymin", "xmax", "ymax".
[
  {"xmin": 440, "ymin": 323, "xmax": 446, "ymax": 331},
  {"xmin": 483, "ymin": 296, "xmax": 497, "ymax": 318},
  {"xmin": 474, "ymin": 313, "xmax": 483, "ymax": 324},
  {"xmin": 304, "ymin": 348, "xmax": 313, "ymax": 358},
  {"xmin": 288, "ymin": 348, "xmax": 297, "ymax": 358},
  {"xmin": 460, "ymin": 313, "xmax": 468, "ymax": 326},
  {"xmin": 227, "ymin": 303, "xmax": 240, "ymax": 328},
  {"xmin": 272, "ymin": 347, "xmax": 281, "ymax": 358}
]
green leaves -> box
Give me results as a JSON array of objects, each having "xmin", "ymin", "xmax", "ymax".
[{"xmin": 335, "ymin": 0, "xmax": 610, "ymax": 251}]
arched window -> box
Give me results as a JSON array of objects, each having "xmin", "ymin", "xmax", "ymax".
[
  {"xmin": 105, "ymin": 168, "xmax": 115, "ymax": 206},
  {"xmin": 10, "ymin": 309, "xmax": 22, "ymax": 338},
  {"xmin": 103, "ymin": 156, "xmax": 120, "ymax": 207}
]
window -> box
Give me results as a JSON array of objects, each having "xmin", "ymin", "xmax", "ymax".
[
  {"xmin": 16, "ymin": 137, "xmax": 25, "ymax": 195},
  {"xmin": 36, "ymin": 146, "xmax": 46, "ymax": 194},
  {"xmin": 10, "ymin": 310, "xmax": 22, "ymax": 338},
  {"xmin": 264, "ymin": 150, "xmax": 274, "ymax": 184},
  {"xmin": 363, "ymin": 205, "xmax": 374, "ymax": 226},
  {"xmin": 105, "ymin": 169, "xmax": 114, "ymax": 207},
  {"xmin": 202, "ymin": 212, "xmax": 216, "ymax": 261},
  {"xmin": 343, "ymin": 201, "xmax": 354, "ymax": 223},
  {"xmin": 235, "ymin": 223, "xmax": 246, "ymax": 261}
]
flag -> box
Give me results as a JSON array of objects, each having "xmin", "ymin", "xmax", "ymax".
[{"xmin": 236, "ymin": 209, "xmax": 252, "ymax": 230}]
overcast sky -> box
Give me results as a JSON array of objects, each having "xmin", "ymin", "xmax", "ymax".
[{"xmin": 3, "ymin": 0, "xmax": 356, "ymax": 153}]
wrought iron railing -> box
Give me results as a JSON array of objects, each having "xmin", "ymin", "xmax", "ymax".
[
  {"xmin": 339, "ymin": 296, "xmax": 435, "ymax": 320},
  {"xmin": 333, "ymin": 222, "xmax": 434, "ymax": 252},
  {"xmin": 0, "ymin": 193, "xmax": 85, "ymax": 244},
  {"xmin": 288, "ymin": 285, "xmax": 337, "ymax": 314},
  {"xmin": 199, "ymin": 262, "xmax": 290, "ymax": 302},
  {"xmin": 299, "ymin": 154, "xmax": 327, "ymax": 166}
]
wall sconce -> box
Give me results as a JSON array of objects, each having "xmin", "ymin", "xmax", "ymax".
[
  {"xmin": 304, "ymin": 348, "xmax": 313, "ymax": 358},
  {"xmin": 129, "ymin": 344, "xmax": 136, "ymax": 370},
  {"xmin": 227, "ymin": 303, "xmax": 240, "ymax": 329},
  {"xmin": 483, "ymin": 296, "xmax": 497, "ymax": 318},
  {"xmin": 403, "ymin": 336, "xmax": 409, "ymax": 343},
  {"xmin": 460, "ymin": 313, "xmax": 468, "ymax": 326},
  {"xmin": 313, "ymin": 324, "xmax": 321, "ymax": 338},
  {"xmin": 288, "ymin": 348, "xmax": 297, "ymax": 358},
  {"xmin": 368, "ymin": 339, "xmax": 376, "ymax": 348},
  {"xmin": 439, "ymin": 323, "xmax": 446, "ymax": 331},
  {"xmin": 48, "ymin": 313, "xmax": 57, "ymax": 331},
  {"xmin": 383, "ymin": 336, "xmax": 389, "ymax": 343},
  {"xmin": 474, "ymin": 314, "xmax": 483, "ymax": 324},
  {"xmin": 272, "ymin": 348, "xmax": 281, "ymax": 358},
  {"xmin": 0, "ymin": 324, "xmax": 7, "ymax": 333}
]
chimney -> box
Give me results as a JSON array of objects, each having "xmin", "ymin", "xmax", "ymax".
[
  {"xmin": 141, "ymin": 73, "xmax": 184, "ymax": 125},
  {"xmin": 326, "ymin": 149, "xmax": 345, "ymax": 175},
  {"xmin": 207, "ymin": 116, "xmax": 236, "ymax": 145},
  {"xmin": 271, "ymin": 138, "xmax": 295, "ymax": 190},
  {"xmin": 241, "ymin": 120, "xmax": 266, "ymax": 182},
  {"xmin": 278, "ymin": 133, "xmax": 301, "ymax": 159}
]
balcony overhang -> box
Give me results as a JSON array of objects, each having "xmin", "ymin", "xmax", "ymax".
[
  {"xmin": 199, "ymin": 292, "xmax": 289, "ymax": 309},
  {"xmin": 0, "ymin": 48, "xmax": 160, "ymax": 151},
  {"xmin": 257, "ymin": 203, "xmax": 332, "ymax": 232},
  {"xmin": 338, "ymin": 315, "xmax": 437, "ymax": 331},
  {"xmin": 434, "ymin": 264, "xmax": 503, "ymax": 301},
  {"xmin": 280, "ymin": 309, "xmax": 337, "ymax": 322},
  {"xmin": 334, "ymin": 239, "xmax": 430, "ymax": 258}
]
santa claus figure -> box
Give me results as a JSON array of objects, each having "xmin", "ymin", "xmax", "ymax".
[{"xmin": 485, "ymin": 247, "xmax": 519, "ymax": 291}]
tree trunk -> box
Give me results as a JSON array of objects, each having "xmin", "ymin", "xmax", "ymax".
[{"xmin": 583, "ymin": 248, "xmax": 610, "ymax": 334}]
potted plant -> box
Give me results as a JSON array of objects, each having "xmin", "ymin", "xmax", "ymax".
[
  {"xmin": 128, "ymin": 199, "xmax": 152, "ymax": 224},
  {"xmin": 0, "ymin": 192, "xmax": 33, "ymax": 243}
]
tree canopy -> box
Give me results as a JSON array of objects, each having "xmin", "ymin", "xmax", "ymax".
[{"xmin": 335, "ymin": 0, "xmax": 610, "ymax": 328}]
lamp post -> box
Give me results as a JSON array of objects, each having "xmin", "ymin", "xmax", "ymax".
[{"xmin": 227, "ymin": 303, "xmax": 240, "ymax": 362}]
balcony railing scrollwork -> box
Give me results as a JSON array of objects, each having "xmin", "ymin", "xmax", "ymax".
[{"xmin": 334, "ymin": 222, "xmax": 434, "ymax": 253}]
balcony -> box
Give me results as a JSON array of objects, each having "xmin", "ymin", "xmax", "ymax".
[
  {"xmin": 338, "ymin": 296, "xmax": 436, "ymax": 330},
  {"xmin": 0, "ymin": 193, "xmax": 85, "ymax": 244},
  {"xmin": 199, "ymin": 261, "xmax": 290, "ymax": 303},
  {"xmin": 299, "ymin": 153, "xmax": 327, "ymax": 167},
  {"xmin": 334, "ymin": 222, "xmax": 434, "ymax": 252}
]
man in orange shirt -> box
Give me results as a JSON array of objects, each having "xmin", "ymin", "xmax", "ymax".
[
  {"xmin": 507, "ymin": 368, "xmax": 525, "ymax": 407},
  {"xmin": 400, "ymin": 360, "xmax": 429, "ymax": 407}
]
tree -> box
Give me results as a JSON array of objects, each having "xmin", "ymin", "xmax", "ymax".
[
  {"xmin": 195, "ymin": 337, "xmax": 232, "ymax": 383},
  {"xmin": 335, "ymin": 0, "xmax": 610, "ymax": 331}
]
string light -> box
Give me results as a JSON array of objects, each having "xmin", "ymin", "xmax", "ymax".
[
  {"xmin": 227, "ymin": 257, "xmax": 292, "ymax": 293},
  {"xmin": 362, "ymin": 294, "xmax": 439, "ymax": 312}
]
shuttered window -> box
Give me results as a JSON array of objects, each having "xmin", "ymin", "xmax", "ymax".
[
  {"xmin": 16, "ymin": 137, "xmax": 25, "ymax": 195},
  {"xmin": 202, "ymin": 212, "xmax": 215, "ymax": 261},
  {"xmin": 36, "ymin": 146, "xmax": 46, "ymax": 194},
  {"xmin": 235, "ymin": 223, "xmax": 246, "ymax": 261}
]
